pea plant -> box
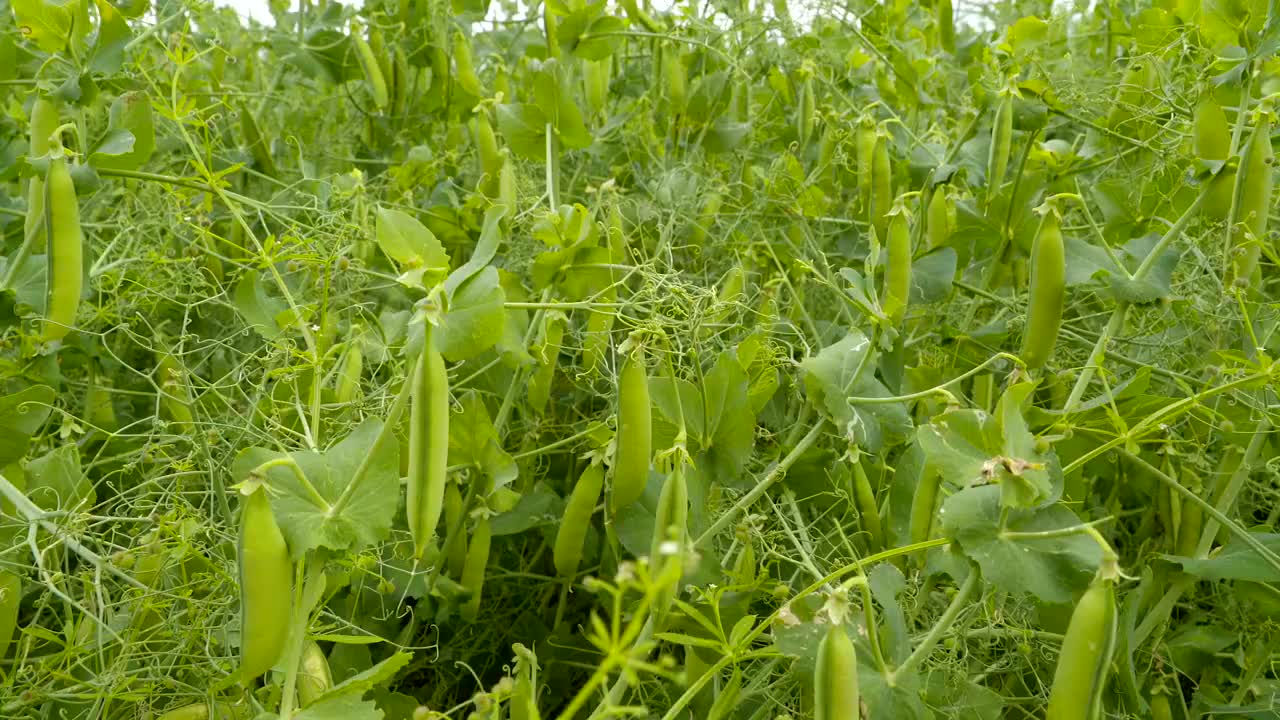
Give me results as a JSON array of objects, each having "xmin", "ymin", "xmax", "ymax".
[{"xmin": 0, "ymin": 0, "xmax": 1277, "ymax": 718}]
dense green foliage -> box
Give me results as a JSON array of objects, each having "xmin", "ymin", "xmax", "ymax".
[{"xmin": 0, "ymin": 0, "xmax": 1278, "ymax": 718}]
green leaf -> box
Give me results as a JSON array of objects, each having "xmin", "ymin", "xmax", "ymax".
[
  {"xmin": 800, "ymin": 331, "xmax": 912, "ymax": 452},
  {"xmin": 940, "ymin": 485, "xmax": 1100, "ymax": 603},
  {"xmin": 231, "ymin": 419, "xmax": 400, "ymax": 556},
  {"xmin": 11, "ymin": 0, "xmax": 72, "ymax": 54},
  {"xmin": 91, "ymin": 92, "xmax": 154, "ymax": 170},
  {"xmin": 437, "ymin": 266, "xmax": 506, "ymax": 363},
  {"xmin": 908, "ymin": 247, "xmax": 957, "ymax": 304},
  {"xmin": 375, "ymin": 207, "xmax": 449, "ymax": 270},
  {"xmin": 496, "ymin": 104, "xmax": 548, "ymax": 161},
  {"xmin": 862, "ymin": 665, "xmax": 931, "ymax": 719},
  {"xmin": 698, "ymin": 351, "xmax": 756, "ymax": 485},
  {"xmin": 703, "ymin": 117, "xmax": 751, "ymax": 153},
  {"xmin": 867, "ymin": 563, "xmax": 910, "ymax": 664},
  {"xmin": 1002, "ymin": 16, "xmax": 1049, "ymax": 58},
  {"xmin": 443, "ymin": 205, "xmax": 505, "ymax": 297},
  {"xmin": 0, "ymin": 386, "xmax": 55, "ymax": 467},
  {"xmin": 447, "ymin": 391, "xmax": 517, "ymax": 488},
  {"xmin": 233, "ymin": 271, "xmax": 288, "ymax": 339},
  {"xmin": 25, "ymin": 445, "xmax": 93, "ymax": 511},
  {"xmin": 560, "ymin": 11, "xmax": 625, "ymax": 60},
  {"xmin": 1167, "ymin": 533, "xmax": 1280, "ymax": 581},
  {"xmin": 89, "ymin": 0, "xmax": 132, "ymax": 73},
  {"xmin": 490, "ymin": 483, "xmax": 564, "ymax": 536}
]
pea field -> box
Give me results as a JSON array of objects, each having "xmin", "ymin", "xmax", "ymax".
[{"xmin": 0, "ymin": 0, "xmax": 1279, "ymax": 717}]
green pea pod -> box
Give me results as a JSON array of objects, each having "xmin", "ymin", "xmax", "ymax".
[
  {"xmin": 528, "ymin": 313, "xmax": 565, "ymax": 413},
  {"xmin": 554, "ymin": 462, "xmax": 605, "ymax": 579},
  {"xmin": 852, "ymin": 461, "xmax": 883, "ymax": 553},
  {"xmin": 611, "ymin": 352, "xmax": 652, "ymax": 514},
  {"xmin": 986, "ymin": 91, "xmax": 1014, "ymax": 203},
  {"xmin": 1174, "ymin": 470, "xmax": 1203, "ymax": 558},
  {"xmin": 855, "ymin": 116, "xmax": 877, "ymax": 210},
  {"xmin": 41, "ymin": 146, "xmax": 83, "ymax": 343},
  {"xmin": 650, "ymin": 464, "xmax": 688, "ymax": 624},
  {"xmin": 335, "ymin": 339, "xmax": 363, "ymax": 405},
  {"xmin": 1194, "ymin": 94, "xmax": 1234, "ymax": 219},
  {"xmin": 157, "ymin": 352, "xmax": 195, "ymax": 430},
  {"xmin": 460, "ymin": 515, "xmax": 491, "ymax": 622},
  {"xmin": 0, "ymin": 570, "xmax": 20, "ymax": 661},
  {"xmin": 871, "ymin": 135, "xmax": 892, "ymax": 238},
  {"xmin": 926, "ymin": 185, "xmax": 952, "ymax": 249},
  {"xmin": 689, "ymin": 190, "xmax": 723, "ymax": 246},
  {"xmin": 1229, "ymin": 117, "xmax": 1273, "ymax": 285},
  {"xmin": 238, "ymin": 486, "xmax": 292, "ymax": 685},
  {"xmin": 1021, "ymin": 211, "xmax": 1065, "ymax": 370},
  {"xmin": 25, "ymin": 97, "xmax": 59, "ymax": 252},
  {"xmin": 238, "ymin": 102, "xmax": 277, "ymax": 177},
  {"xmin": 474, "ymin": 109, "xmax": 502, "ymax": 196},
  {"xmin": 443, "ymin": 481, "xmax": 468, "ymax": 579},
  {"xmin": 407, "ymin": 331, "xmax": 450, "ymax": 560},
  {"xmin": 1045, "ymin": 574, "xmax": 1117, "ymax": 720},
  {"xmin": 584, "ymin": 205, "xmax": 624, "ymax": 376},
  {"xmin": 367, "ymin": 26, "xmax": 394, "ymax": 101},
  {"xmin": 619, "ymin": 0, "xmax": 662, "ymax": 33},
  {"xmin": 453, "ymin": 32, "xmax": 483, "ymax": 97},
  {"xmin": 392, "ymin": 46, "xmax": 410, "ymax": 118},
  {"xmin": 909, "ymin": 464, "xmax": 941, "ymax": 549},
  {"xmin": 815, "ymin": 624, "xmax": 859, "ymax": 720},
  {"xmin": 155, "ymin": 702, "xmax": 249, "ymax": 720},
  {"xmin": 1149, "ymin": 691, "xmax": 1173, "ymax": 720},
  {"xmin": 584, "ymin": 58, "xmax": 611, "ymax": 118},
  {"xmin": 498, "ymin": 149, "xmax": 518, "ymax": 214},
  {"xmin": 351, "ymin": 26, "xmax": 389, "ymax": 110},
  {"xmin": 881, "ymin": 208, "xmax": 912, "ymax": 325},
  {"xmin": 1105, "ymin": 60, "xmax": 1155, "ymax": 134},
  {"xmin": 297, "ymin": 640, "xmax": 333, "ymax": 707},
  {"xmin": 663, "ymin": 49, "xmax": 686, "ymax": 116},
  {"xmin": 937, "ymin": 0, "xmax": 954, "ymax": 52},
  {"xmin": 796, "ymin": 72, "xmax": 815, "ymax": 148}
]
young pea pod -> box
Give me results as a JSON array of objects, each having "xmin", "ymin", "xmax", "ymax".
[
  {"xmin": 986, "ymin": 90, "xmax": 1014, "ymax": 204},
  {"xmin": 528, "ymin": 312, "xmax": 565, "ymax": 413},
  {"xmin": 926, "ymin": 185, "xmax": 953, "ymax": 249},
  {"xmin": 937, "ymin": 0, "xmax": 954, "ymax": 52},
  {"xmin": 442, "ymin": 481, "xmax": 468, "ymax": 579},
  {"xmin": 453, "ymin": 31, "xmax": 483, "ymax": 97},
  {"xmin": 407, "ymin": 331, "xmax": 450, "ymax": 560},
  {"xmin": 41, "ymin": 141, "xmax": 83, "ymax": 343},
  {"xmin": 1174, "ymin": 469, "xmax": 1203, "ymax": 558},
  {"xmin": 1021, "ymin": 210, "xmax": 1065, "ymax": 370},
  {"xmin": 852, "ymin": 460, "xmax": 883, "ymax": 553},
  {"xmin": 1193, "ymin": 94, "xmax": 1234, "ymax": 219},
  {"xmin": 157, "ymin": 352, "xmax": 195, "ymax": 429},
  {"xmin": 796, "ymin": 67, "xmax": 815, "ymax": 148},
  {"xmin": 25, "ymin": 97, "xmax": 59, "ymax": 252},
  {"xmin": 689, "ymin": 190, "xmax": 723, "ymax": 246},
  {"xmin": 584, "ymin": 58, "xmax": 611, "ymax": 118},
  {"xmin": 335, "ymin": 337, "xmax": 364, "ymax": 404},
  {"xmin": 351, "ymin": 24, "xmax": 389, "ymax": 110},
  {"xmin": 662, "ymin": 48, "xmax": 687, "ymax": 117},
  {"xmin": 498, "ymin": 149, "xmax": 518, "ymax": 214},
  {"xmin": 238, "ymin": 102, "xmax": 277, "ymax": 177},
  {"xmin": 238, "ymin": 486, "xmax": 292, "ymax": 684},
  {"xmin": 815, "ymin": 624, "xmax": 859, "ymax": 720},
  {"xmin": 610, "ymin": 352, "xmax": 652, "ymax": 514},
  {"xmin": 584, "ymin": 204, "xmax": 626, "ymax": 376},
  {"xmin": 460, "ymin": 515, "xmax": 492, "ymax": 622},
  {"xmin": 619, "ymin": 0, "xmax": 662, "ymax": 32},
  {"xmin": 909, "ymin": 464, "xmax": 941, "ymax": 549},
  {"xmin": 870, "ymin": 133, "xmax": 892, "ymax": 238},
  {"xmin": 1045, "ymin": 573, "xmax": 1118, "ymax": 720},
  {"xmin": 855, "ymin": 116, "xmax": 877, "ymax": 210},
  {"xmin": 1228, "ymin": 117, "xmax": 1273, "ymax": 286},
  {"xmin": 156, "ymin": 703, "xmax": 248, "ymax": 720},
  {"xmin": 650, "ymin": 464, "xmax": 688, "ymax": 624},
  {"xmin": 392, "ymin": 46, "xmax": 411, "ymax": 118},
  {"xmin": 474, "ymin": 109, "xmax": 502, "ymax": 197},
  {"xmin": 297, "ymin": 640, "xmax": 333, "ymax": 707},
  {"xmin": 553, "ymin": 462, "xmax": 605, "ymax": 579},
  {"xmin": 0, "ymin": 570, "xmax": 19, "ymax": 661},
  {"xmin": 881, "ymin": 206, "xmax": 912, "ymax": 326},
  {"xmin": 1105, "ymin": 60, "xmax": 1156, "ymax": 135}
]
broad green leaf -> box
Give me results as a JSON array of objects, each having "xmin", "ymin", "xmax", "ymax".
[
  {"xmin": 25, "ymin": 444, "xmax": 93, "ymax": 511},
  {"xmin": 867, "ymin": 563, "xmax": 910, "ymax": 664},
  {"xmin": 490, "ymin": 482, "xmax": 563, "ymax": 536},
  {"xmin": 908, "ymin": 247, "xmax": 957, "ymax": 304},
  {"xmin": 375, "ymin": 207, "xmax": 448, "ymax": 270},
  {"xmin": 0, "ymin": 386, "xmax": 55, "ymax": 467},
  {"xmin": 11, "ymin": 0, "xmax": 72, "ymax": 54},
  {"xmin": 233, "ymin": 271, "xmax": 287, "ymax": 339},
  {"xmin": 304, "ymin": 651, "xmax": 413, "ymax": 708},
  {"xmin": 437, "ymin": 266, "xmax": 506, "ymax": 362},
  {"xmin": 800, "ymin": 331, "xmax": 912, "ymax": 452},
  {"xmin": 862, "ymin": 665, "xmax": 931, "ymax": 719},
  {"xmin": 89, "ymin": 0, "xmax": 132, "ymax": 73},
  {"xmin": 1167, "ymin": 533, "xmax": 1280, "ymax": 581},
  {"xmin": 91, "ymin": 92, "xmax": 154, "ymax": 170},
  {"xmin": 443, "ymin": 205, "xmax": 505, "ymax": 297},
  {"xmin": 698, "ymin": 351, "xmax": 756, "ymax": 485},
  {"xmin": 231, "ymin": 419, "xmax": 400, "ymax": 556},
  {"xmin": 447, "ymin": 391, "xmax": 517, "ymax": 488},
  {"xmin": 940, "ymin": 485, "xmax": 1100, "ymax": 603},
  {"xmin": 496, "ymin": 104, "xmax": 548, "ymax": 161},
  {"xmin": 559, "ymin": 11, "xmax": 625, "ymax": 60}
]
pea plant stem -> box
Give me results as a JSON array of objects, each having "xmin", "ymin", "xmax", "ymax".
[
  {"xmin": 887, "ymin": 565, "xmax": 979, "ymax": 685},
  {"xmin": 693, "ymin": 420, "xmax": 825, "ymax": 549}
]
